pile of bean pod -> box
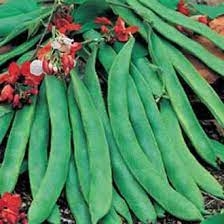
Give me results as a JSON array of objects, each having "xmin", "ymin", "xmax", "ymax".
[{"xmin": 0, "ymin": 0, "xmax": 224, "ymax": 223}]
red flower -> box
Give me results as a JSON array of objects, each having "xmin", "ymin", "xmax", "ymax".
[
  {"xmin": 0, "ymin": 63, "xmax": 21, "ymax": 85},
  {"xmin": 0, "ymin": 193, "xmax": 21, "ymax": 213},
  {"xmin": 114, "ymin": 17, "xmax": 139, "ymax": 42},
  {"xmin": 0, "ymin": 73, "xmax": 9, "ymax": 84},
  {"xmin": 51, "ymin": 14, "xmax": 81, "ymax": 34},
  {"xmin": 70, "ymin": 42, "xmax": 82, "ymax": 57},
  {"xmin": 7, "ymin": 62, "xmax": 20, "ymax": 84},
  {"xmin": 0, "ymin": 193, "xmax": 26, "ymax": 224},
  {"xmin": 37, "ymin": 42, "xmax": 51, "ymax": 60},
  {"xmin": 1, "ymin": 209, "xmax": 19, "ymax": 224},
  {"xmin": 101, "ymin": 25, "xmax": 110, "ymax": 33},
  {"xmin": 0, "ymin": 85, "xmax": 14, "ymax": 102},
  {"xmin": 198, "ymin": 16, "xmax": 208, "ymax": 25},
  {"xmin": 177, "ymin": 0, "xmax": 190, "ymax": 16},
  {"xmin": 12, "ymin": 94, "xmax": 22, "ymax": 108},
  {"xmin": 94, "ymin": 17, "xmax": 112, "ymax": 26},
  {"xmin": 63, "ymin": 23, "xmax": 82, "ymax": 32},
  {"xmin": 21, "ymin": 62, "xmax": 43, "ymax": 87}
]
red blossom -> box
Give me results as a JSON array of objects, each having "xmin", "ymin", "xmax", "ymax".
[
  {"xmin": 0, "ymin": 193, "xmax": 27, "ymax": 224},
  {"xmin": 0, "ymin": 74, "xmax": 9, "ymax": 84},
  {"xmin": 114, "ymin": 17, "xmax": 139, "ymax": 42},
  {"xmin": 7, "ymin": 62, "xmax": 20, "ymax": 84},
  {"xmin": 21, "ymin": 62, "xmax": 43, "ymax": 87},
  {"xmin": 0, "ymin": 85, "xmax": 14, "ymax": 102},
  {"xmin": 12, "ymin": 94, "xmax": 22, "ymax": 108},
  {"xmin": 0, "ymin": 63, "xmax": 21, "ymax": 85},
  {"xmin": 101, "ymin": 25, "xmax": 110, "ymax": 33},
  {"xmin": 198, "ymin": 16, "xmax": 208, "ymax": 25},
  {"xmin": 94, "ymin": 17, "xmax": 112, "ymax": 26},
  {"xmin": 50, "ymin": 13, "xmax": 81, "ymax": 34},
  {"xmin": 61, "ymin": 54, "xmax": 71, "ymax": 75},
  {"xmin": 37, "ymin": 42, "xmax": 51, "ymax": 60},
  {"xmin": 70, "ymin": 42, "xmax": 82, "ymax": 57},
  {"xmin": 177, "ymin": 0, "xmax": 190, "ymax": 16}
]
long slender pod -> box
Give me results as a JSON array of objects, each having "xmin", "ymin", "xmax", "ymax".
[
  {"xmin": 125, "ymin": 0, "xmax": 224, "ymax": 76},
  {"xmin": 211, "ymin": 140, "xmax": 224, "ymax": 165},
  {"xmin": 108, "ymin": 38, "xmax": 202, "ymax": 221},
  {"xmin": 66, "ymin": 156, "xmax": 91, "ymax": 224},
  {"xmin": 130, "ymin": 64, "xmax": 204, "ymax": 212},
  {"xmin": 160, "ymin": 99, "xmax": 224, "ymax": 199},
  {"xmin": 71, "ymin": 70, "xmax": 112, "ymax": 224},
  {"xmin": 163, "ymin": 40, "xmax": 224, "ymax": 128},
  {"xmin": 127, "ymin": 77, "xmax": 167, "ymax": 181},
  {"xmin": 82, "ymin": 33, "xmax": 157, "ymax": 223},
  {"xmin": 0, "ymin": 112, "xmax": 14, "ymax": 145},
  {"xmin": 102, "ymin": 208, "xmax": 122, "ymax": 224},
  {"xmin": 112, "ymin": 39, "xmax": 204, "ymax": 211},
  {"xmin": 139, "ymin": 0, "xmax": 224, "ymax": 50},
  {"xmin": 150, "ymin": 32, "xmax": 217, "ymax": 167},
  {"xmin": 28, "ymin": 76, "xmax": 71, "ymax": 223},
  {"xmin": 133, "ymin": 53, "xmax": 224, "ymax": 199},
  {"xmin": 28, "ymin": 82, "xmax": 60, "ymax": 223},
  {"xmin": 112, "ymin": 189, "xmax": 133, "ymax": 224},
  {"xmin": 0, "ymin": 97, "xmax": 37, "ymax": 193},
  {"xmin": 67, "ymin": 84, "xmax": 90, "ymax": 202}
]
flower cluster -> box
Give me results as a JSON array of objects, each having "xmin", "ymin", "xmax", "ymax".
[
  {"xmin": 0, "ymin": 5, "xmax": 83, "ymax": 108},
  {"xmin": 48, "ymin": 6, "xmax": 81, "ymax": 34},
  {"xmin": 0, "ymin": 62, "xmax": 41, "ymax": 108},
  {"xmin": 0, "ymin": 192, "xmax": 27, "ymax": 224},
  {"xmin": 94, "ymin": 16, "xmax": 139, "ymax": 42},
  {"xmin": 39, "ymin": 6, "xmax": 82, "ymax": 78},
  {"xmin": 37, "ymin": 35, "xmax": 82, "ymax": 77}
]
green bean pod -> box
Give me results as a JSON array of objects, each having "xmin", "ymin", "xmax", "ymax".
[
  {"xmin": 132, "ymin": 57, "xmax": 163, "ymax": 97},
  {"xmin": 66, "ymin": 157, "xmax": 91, "ymax": 224},
  {"xmin": 0, "ymin": 112, "xmax": 14, "ymax": 145},
  {"xmin": 112, "ymin": 189, "xmax": 133, "ymax": 224},
  {"xmin": 71, "ymin": 70, "xmax": 112, "ymax": 224},
  {"xmin": 28, "ymin": 76, "xmax": 71, "ymax": 224},
  {"xmin": 132, "ymin": 51, "xmax": 224, "ymax": 199},
  {"xmin": 102, "ymin": 208, "xmax": 122, "ymax": 224},
  {"xmin": 67, "ymin": 84, "xmax": 90, "ymax": 202},
  {"xmin": 108, "ymin": 38, "xmax": 202, "ymax": 221},
  {"xmin": 139, "ymin": 0, "xmax": 224, "ymax": 50},
  {"xmin": 0, "ymin": 34, "xmax": 41, "ymax": 66},
  {"xmin": 126, "ymin": 0, "xmax": 224, "ymax": 76},
  {"xmin": 0, "ymin": 97, "xmax": 36, "ymax": 194},
  {"xmin": 211, "ymin": 140, "xmax": 224, "ymax": 165},
  {"xmin": 162, "ymin": 40, "xmax": 224, "ymax": 128},
  {"xmin": 127, "ymin": 77, "xmax": 167, "ymax": 180},
  {"xmin": 28, "ymin": 83, "xmax": 60, "ymax": 224},
  {"xmin": 150, "ymin": 33, "xmax": 217, "ymax": 167},
  {"xmin": 131, "ymin": 64, "xmax": 204, "ymax": 212},
  {"xmin": 81, "ymin": 37, "xmax": 157, "ymax": 223},
  {"xmin": 160, "ymin": 99, "xmax": 224, "ymax": 199}
]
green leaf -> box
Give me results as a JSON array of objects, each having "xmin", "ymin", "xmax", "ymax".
[
  {"xmin": 158, "ymin": 0, "xmax": 179, "ymax": 10},
  {"xmin": 0, "ymin": 0, "xmax": 39, "ymax": 19},
  {"xmin": 201, "ymin": 213, "xmax": 224, "ymax": 224},
  {"xmin": 192, "ymin": 3, "xmax": 224, "ymax": 19},
  {"xmin": 74, "ymin": 0, "xmax": 109, "ymax": 24}
]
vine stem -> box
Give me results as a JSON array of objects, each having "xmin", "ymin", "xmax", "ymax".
[{"xmin": 31, "ymin": 0, "xmax": 58, "ymax": 60}]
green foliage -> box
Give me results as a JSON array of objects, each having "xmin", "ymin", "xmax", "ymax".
[{"xmin": 192, "ymin": 4, "xmax": 224, "ymax": 19}]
